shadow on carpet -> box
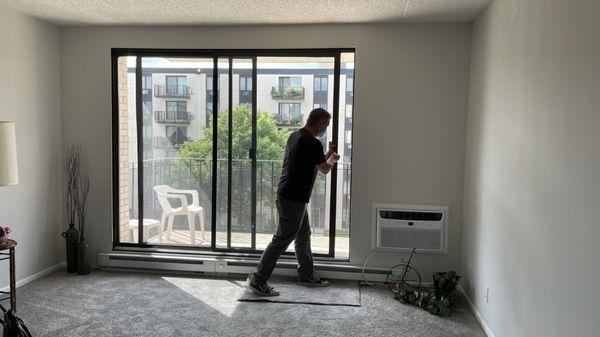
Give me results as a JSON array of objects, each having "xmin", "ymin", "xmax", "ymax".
[{"xmin": 237, "ymin": 276, "xmax": 361, "ymax": 307}]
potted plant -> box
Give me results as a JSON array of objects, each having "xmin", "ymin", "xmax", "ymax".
[{"xmin": 393, "ymin": 270, "xmax": 461, "ymax": 317}]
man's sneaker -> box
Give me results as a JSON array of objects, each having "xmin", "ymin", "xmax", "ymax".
[
  {"xmin": 298, "ymin": 276, "xmax": 330, "ymax": 287},
  {"xmin": 247, "ymin": 281, "xmax": 280, "ymax": 297}
]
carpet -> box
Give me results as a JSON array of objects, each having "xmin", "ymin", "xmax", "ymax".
[{"xmin": 13, "ymin": 269, "xmax": 487, "ymax": 337}]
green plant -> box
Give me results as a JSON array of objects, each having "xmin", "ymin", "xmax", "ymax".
[
  {"xmin": 283, "ymin": 87, "xmax": 303, "ymax": 98},
  {"xmin": 393, "ymin": 271, "xmax": 461, "ymax": 317},
  {"xmin": 177, "ymin": 105, "xmax": 291, "ymax": 225}
]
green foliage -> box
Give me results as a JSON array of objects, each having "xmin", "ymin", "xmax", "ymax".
[
  {"xmin": 176, "ymin": 105, "xmax": 291, "ymax": 229},
  {"xmin": 393, "ymin": 271, "xmax": 461, "ymax": 317},
  {"xmin": 178, "ymin": 105, "xmax": 290, "ymax": 161},
  {"xmin": 284, "ymin": 87, "xmax": 304, "ymax": 98}
]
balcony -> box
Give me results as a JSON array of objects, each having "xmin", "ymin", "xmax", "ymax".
[
  {"xmin": 239, "ymin": 90, "xmax": 252, "ymax": 105},
  {"xmin": 155, "ymin": 111, "xmax": 192, "ymax": 124},
  {"xmin": 153, "ymin": 136, "xmax": 188, "ymax": 149},
  {"xmin": 276, "ymin": 113, "xmax": 303, "ymax": 127},
  {"xmin": 271, "ymin": 86, "xmax": 305, "ymax": 100},
  {"xmin": 154, "ymin": 85, "xmax": 191, "ymax": 98},
  {"xmin": 123, "ymin": 158, "xmax": 352, "ymax": 257}
]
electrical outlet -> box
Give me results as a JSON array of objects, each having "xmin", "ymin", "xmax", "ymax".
[
  {"xmin": 214, "ymin": 261, "xmax": 227, "ymax": 274},
  {"xmin": 485, "ymin": 287, "xmax": 490, "ymax": 303}
]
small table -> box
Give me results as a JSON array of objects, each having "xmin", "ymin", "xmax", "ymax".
[
  {"xmin": 129, "ymin": 219, "xmax": 162, "ymax": 243},
  {"xmin": 0, "ymin": 239, "xmax": 16, "ymax": 313}
]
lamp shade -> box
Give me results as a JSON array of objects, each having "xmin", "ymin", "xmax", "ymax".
[{"xmin": 0, "ymin": 122, "xmax": 18, "ymax": 186}]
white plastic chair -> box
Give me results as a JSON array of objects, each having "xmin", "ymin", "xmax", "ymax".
[{"xmin": 153, "ymin": 185, "xmax": 205, "ymax": 244}]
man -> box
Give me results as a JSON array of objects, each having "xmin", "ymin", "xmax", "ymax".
[{"xmin": 247, "ymin": 108, "xmax": 340, "ymax": 296}]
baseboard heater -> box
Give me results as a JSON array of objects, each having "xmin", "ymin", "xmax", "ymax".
[{"xmin": 99, "ymin": 252, "xmax": 389, "ymax": 282}]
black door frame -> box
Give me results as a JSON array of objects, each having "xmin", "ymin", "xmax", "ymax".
[{"xmin": 111, "ymin": 48, "xmax": 353, "ymax": 258}]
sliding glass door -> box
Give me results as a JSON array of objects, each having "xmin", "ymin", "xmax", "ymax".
[
  {"xmin": 112, "ymin": 49, "xmax": 354, "ymax": 258},
  {"xmin": 214, "ymin": 57, "xmax": 256, "ymax": 250}
]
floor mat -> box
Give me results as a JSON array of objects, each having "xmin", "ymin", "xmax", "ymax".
[{"xmin": 237, "ymin": 276, "xmax": 361, "ymax": 307}]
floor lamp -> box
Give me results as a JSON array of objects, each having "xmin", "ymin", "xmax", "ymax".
[{"xmin": 0, "ymin": 121, "xmax": 19, "ymax": 186}]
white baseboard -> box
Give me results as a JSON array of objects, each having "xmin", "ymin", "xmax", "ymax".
[
  {"xmin": 458, "ymin": 285, "xmax": 496, "ymax": 337},
  {"xmin": 0, "ymin": 261, "xmax": 66, "ymax": 292}
]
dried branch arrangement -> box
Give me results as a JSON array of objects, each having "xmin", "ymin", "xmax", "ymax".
[{"xmin": 64, "ymin": 143, "xmax": 90, "ymax": 242}]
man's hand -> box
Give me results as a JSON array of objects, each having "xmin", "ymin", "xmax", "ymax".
[
  {"xmin": 316, "ymin": 151, "xmax": 340, "ymax": 174},
  {"xmin": 325, "ymin": 141, "xmax": 335, "ymax": 158},
  {"xmin": 327, "ymin": 152, "xmax": 340, "ymax": 165}
]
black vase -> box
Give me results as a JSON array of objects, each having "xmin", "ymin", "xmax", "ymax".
[
  {"xmin": 61, "ymin": 224, "xmax": 79, "ymax": 273},
  {"xmin": 76, "ymin": 240, "xmax": 91, "ymax": 275}
]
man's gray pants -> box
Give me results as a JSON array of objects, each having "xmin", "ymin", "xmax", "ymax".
[{"xmin": 250, "ymin": 196, "xmax": 314, "ymax": 285}]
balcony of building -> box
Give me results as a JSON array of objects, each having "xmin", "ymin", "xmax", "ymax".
[
  {"xmin": 155, "ymin": 111, "xmax": 192, "ymax": 124},
  {"xmin": 154, "ymin": 85, "xmax": 191, "ymax": 98},
  {"xmin": 271, "ymin": 86, "xmax": 305, "ymax": 100}
]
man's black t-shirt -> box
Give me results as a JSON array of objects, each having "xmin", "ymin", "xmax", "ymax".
[{"xmin": 277, "ymin": 128, "xmax": 326, "ymax": 203}]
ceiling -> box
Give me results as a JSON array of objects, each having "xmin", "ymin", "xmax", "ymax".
[{"xmin": 0, "ymin": 0, "xmax": 491, "ymax": 26}]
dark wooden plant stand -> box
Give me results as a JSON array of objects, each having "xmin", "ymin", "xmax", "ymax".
[{"xmin": 0, "ymin": 239, "xmax": 16, "ymax": 313}]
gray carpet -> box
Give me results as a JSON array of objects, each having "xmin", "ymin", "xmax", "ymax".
[
  {"xmin": 237, "ymin": 276, "xmax": 361, "ymax": 306},
  {"xmin": 12, "ymin": 269, "xmax": 487, "ymax": 337}
]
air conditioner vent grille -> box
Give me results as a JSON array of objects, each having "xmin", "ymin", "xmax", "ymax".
[
  {"xmin": 379, "ymin": 210, "xmax": 443, "ymax": 221},
  {"xmin": 380, "ymin": 227, "xmax": 441, "ymax": 250}
]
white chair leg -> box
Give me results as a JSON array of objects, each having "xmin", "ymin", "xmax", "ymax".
[
  {"xmin": 160, "ymin": 213, "xmax": 167, "ymax": 240},
  {"xmin": 199, "ymin": 209, "xmax": 205, "ymax": 241},
  {"xmin": 156, "ymin": 223, "xmax": 163, "ymax": 243},
  {"xmin": 167, "ymin": 215, "xmax": 175, "ymax": 241},
  {"xmin": 188, "ymin": 213, "xmax": 196, "ymax": 245}
]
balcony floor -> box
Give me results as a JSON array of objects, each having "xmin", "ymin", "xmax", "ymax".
[{"xmin": 142, "ymin": 229, "xmax": 349, "ymax": 258}]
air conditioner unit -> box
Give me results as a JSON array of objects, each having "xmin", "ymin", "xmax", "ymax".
[{"xmin": 372, "ymin": 204, "xmax": 448, "ymax": 254}]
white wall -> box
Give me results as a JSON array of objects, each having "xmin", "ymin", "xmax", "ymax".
[
  {"xmin": 462, "ymin": 0, "xmax": 600, "ymax": 336},
  {"xmin": 60, "ymin": 23, "xmax": 472, "ymax": 278},
  {"xmin": 0, "ymin": 5, "xmax": 63, "ymax": 288}
]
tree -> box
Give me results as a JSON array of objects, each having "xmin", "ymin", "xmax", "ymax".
[
  {"xmin": 178, "ymin": 105, "xmax": 290, "ymax": 161},
  {"xmin": 177, "ymin": 105, "xmax": 291, "ymax": 231}
]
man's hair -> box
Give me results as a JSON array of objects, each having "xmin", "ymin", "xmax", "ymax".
[{"xmin": 306, "ymin": 108, "xmax": 332, "ymax": 126}]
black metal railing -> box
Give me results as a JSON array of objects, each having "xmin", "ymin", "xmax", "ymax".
[
  {"xmin": 271, "ymin": 86, "xmax": 305, "ymax": 100},
  {"xmin": 155, "ymin": 111, "xmax": 192, "ymax": 124},
  {"xmin": 127, "ymin": 158, "xmax": 351, "ymax": 236},
  {"xmin": 154, "ymin": 85, "xmax": 191, "ymax": 98}
]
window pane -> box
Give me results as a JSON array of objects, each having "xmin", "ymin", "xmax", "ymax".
[
  {"xmin": 140, "ymin": 57, "xmax": 213, "ymax": 247},
  {"xmin": 227, "ymin": 59, "xmax": 253, "ymax": 248},
  {"xmin": 336, "ymin": 52, "xmax": 355, "ymax": 258},
  {"xmin": 117, "ymin": 56, "xmax": 139, "ymax": 244},
  {"xmin": 257, "ymin": 56, "xmax": 334, "ymax": 256},
  {"xmin": 215, "ymin": 59, "xmax": 230, "ymax": 248}
]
